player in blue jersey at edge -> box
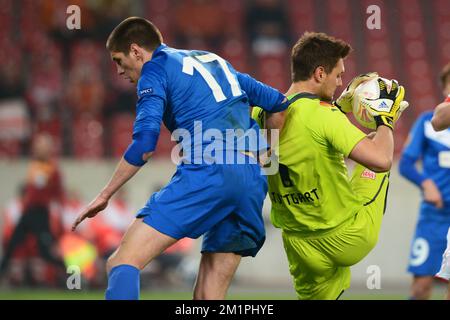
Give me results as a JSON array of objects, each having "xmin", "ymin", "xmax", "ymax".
[
  {"xmin": 431, "ymin": 64, "xmax": 450, "ymax": 300},
  {"xmin": 399, "ymin": 63, "xmax": 450, "ymax": 300},
  {"xmin": 71, "ymin": 17, "xmax": 288, "ymax": 300}
]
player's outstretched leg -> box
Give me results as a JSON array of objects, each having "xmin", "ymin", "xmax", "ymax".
[
  {"xmin": 105, "ymin": 218, "xmax": 177, "ymax": 300},
  {"xmin": 333, "ymin": 163, "xmax": 390, "ymax": 266},
  {"xmin": 350, "ymin": 163, "xmax": 390, "ymax": 239},
  {"xmin": 193, "ymin": 252, "xmax": 241, "ymax": 300}
]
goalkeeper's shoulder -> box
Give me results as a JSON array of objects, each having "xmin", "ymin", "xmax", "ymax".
[
  {"xmin": 319, "ymin": 100, "xmax": 339, "ymax": 111},
  {"xmin": 315, "ymin": 100, "xmax": 349, "ymax": 119},
  {"xmin": 313, "ymin": 100, "xmax": 363, "ymax": 137},
  {"xmin": 251, "ymin": 97, "xmax": 349, "ymax": 132},
  {"xmin": 284, "ymin": 98, "xmax": 351, "ymax": 136}
]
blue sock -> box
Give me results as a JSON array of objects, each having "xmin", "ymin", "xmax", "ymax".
[{"xmin": 105, "ymin": 264, "xmax": 140, "ymax": 300}]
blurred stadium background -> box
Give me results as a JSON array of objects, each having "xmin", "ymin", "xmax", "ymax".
[{"xmin": 0, "ymin": 0, "xmax": 449, "ymax": 299}]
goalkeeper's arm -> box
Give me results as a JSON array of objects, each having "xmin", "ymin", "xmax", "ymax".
[
  {"xmin": 431, "ymin": 101, "xmax": 450, "ymax": 131},
  {"xmin": 347, "ymin": 80, "xmax": 408, "ymax": 172},
  {"xmin": 250, "ymin": 106, "xmax": 285, "ymax": 167},
  {"xmin": 262, "ymin": 111, "xmax": 285, "ymax": 164},
  {"xmin": 349, "ymin": 126, "xmax": 394, "ymax": 172}
]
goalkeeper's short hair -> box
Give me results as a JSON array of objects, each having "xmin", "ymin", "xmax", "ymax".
[{"xmin": 291, "ymin": 32, "xmax": 352, "ymax": 82}]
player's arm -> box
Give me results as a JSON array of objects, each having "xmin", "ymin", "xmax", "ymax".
[
  {"xmin": 266, "ymin": 111, "xmax": 286, "ymax": 131},
  {"xmin": 316, "ymin": 101, "xmax": 394, "ymax": 172},
  {"xmin": 72, "ymin": 70, "xmax": 166, "ymax": 231},
  {"xmin": 398, "ymin": 115, "xmax": 427, "ymax": 186},
  {"xmin": 399, "ymin": 154, "xmax": 425, "ymax": 186},
  {"xmin": 431, "ymin": 101, "xmax": 450, "ymax": 131},
  {"xmin": 250, "ymin": 104, "xmax": 285, "ymax": 167},
  {"xmin": 400, "ymin": 156, "xmax": 443, "ymax": 206},
  {"xmin": 72, "ymin": 129, "xmax": 159, "ymax": 231},
  {"xmin": 71, "ymin": 158, "xmax": 141, "ymax": 231},
  {"xmin": 240, "ymin": 72, "xmax": 288, "ymax": 164},
  {"xmin": 104, "ymin": 157, "xmax": 149, "ymax": 199},
  {"xmin": 399, "ymin": 115, "xmax": 443, "ymax": 208},
  {"xmin": 350, "ymin": 79, "xmax": 409, "ymax": 171},
  {"xmin": 349, "ymin": 126, "xmax": 394, "ymax": 172},
  {"xmin": 236, "ymin": 72, "xmax": 288, "ymax": 113}
]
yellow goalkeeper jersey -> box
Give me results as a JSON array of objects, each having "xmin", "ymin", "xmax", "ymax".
[{"xmin": 252, "ymin": 93, "xmax": 367, "ymax": 235}]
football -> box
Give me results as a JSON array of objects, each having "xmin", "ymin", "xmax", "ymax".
[{"xmin": 352, "ymin": 77, "xmax": 394, "ymax": 129}]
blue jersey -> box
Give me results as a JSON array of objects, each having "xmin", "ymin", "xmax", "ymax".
[
  {"xmin": 133, "ymin": 44, "xmax": 286, "ymax": 163},
  {"xmin": 400, "ymin": 112, "xmax": 450, "ymax": 216}
]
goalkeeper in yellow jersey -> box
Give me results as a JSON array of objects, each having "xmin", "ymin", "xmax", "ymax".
[{"xmin": 252, "ymin": 32, "xmax": 409, "ymax": 300}]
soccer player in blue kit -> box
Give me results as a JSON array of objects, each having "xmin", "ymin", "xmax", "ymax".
[
  {"xmin": 431, "ymin": 64, "xmax": 450, "ymax": 300},
  {"xmin": 399, "ymin": 63, "xmax": 450, "ymax": 300},
  {"xmin": 71, "ymin": 17, "xmax": 288, "ymax": 300}
]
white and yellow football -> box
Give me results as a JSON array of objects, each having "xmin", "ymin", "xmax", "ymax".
[{"xmin": 352, "ymin": 77, "xmax": 394, "ymax": 129}]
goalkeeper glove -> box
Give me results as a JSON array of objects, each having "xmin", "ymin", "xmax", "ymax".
[
  {"xmin": 360, "ymin": 78, "xmax": 409, "ymax": 130},
  {"xmin": 334, "ymin": 72, "xmax": 379, "ymax": 113}
]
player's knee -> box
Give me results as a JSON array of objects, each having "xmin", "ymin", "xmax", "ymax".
[
  {"xmin": 412, "ymin": 278, "xmax": 432, "ymax": 299},
  {"xmin": 364, "ymin": 232, "xmax": 379, "ymax": 253},
  {"xmin": 412, "ymin": 286, "xmax": 431, "ymax": 300},
  {"xmin": 368, "ymin": 236, "xmax": 378, "ymax": 251},
  {"xmin": 106, "ymin": 255, "xmax": 118, "ymax": 274},
  {"xmin": 347, "ymin": 234, "xmax": 379, "ymax": 266},
  {"xmin": 206, "ymin": 255, "xmax": 239, "ymax": 280},
  {"xmin": 106, "ymin": 252, "xmax": 144, "ymax": 274}
]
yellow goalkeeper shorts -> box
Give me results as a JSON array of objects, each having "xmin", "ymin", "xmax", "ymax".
[{"xmin": 282, "ymin": 164, "xmax": 390, "ymax": 300}]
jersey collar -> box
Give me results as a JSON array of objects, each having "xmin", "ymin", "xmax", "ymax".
[
  {"xmin": 288, "ymin": 92, "xmax": 319, "ymax": 105},
  {"xmin": 152, "ymin": 43, "xmax": 167, "ymax": 57},
  {"xmin": 142, "ymin": 43, "xmax": 167, "ymax": 69}
]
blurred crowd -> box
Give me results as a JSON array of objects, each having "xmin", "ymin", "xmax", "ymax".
[
  {"xmin": 0, "ymin": 133, "xmax": 195, "ymax": 288},
  {"xmin": 0, "ymin": 0, "xmax": 293, "ymax": 160},
  {"xmin": 2, "ymin": 0, "xmax": 447, "ymax": 160},
  {"xmin": 1, "ymin": 190, "xmax": 196, "ymax": 288}
]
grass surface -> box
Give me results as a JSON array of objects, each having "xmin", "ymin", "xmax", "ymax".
[{"xmin": 0, "ymin": 289, "xmax": 445, "ymax": 300}]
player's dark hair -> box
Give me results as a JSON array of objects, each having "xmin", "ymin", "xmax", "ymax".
[
  {"xmin": 440, "ymin": 62, "xmax": 450, "ymax": 88},
  {"xmin": 106, "ymin": 17, "xmax": 163, "ymax": 54},
  {"xmin": 291, "ymin": 32, "xmax": 352, "ymax": 82}
]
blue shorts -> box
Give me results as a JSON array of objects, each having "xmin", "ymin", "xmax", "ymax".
[
  {"xmin": 407, "ymin": 204, "xmax": 450, "ymax": 276},
  {"xmin": 136, "ymin": 162, "xmax": 268, "ymax": 257}
]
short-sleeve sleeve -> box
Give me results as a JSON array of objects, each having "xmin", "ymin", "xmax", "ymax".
[{"xmin": 317, "ymin": 105, "xmax": 367, "ymax": 157}]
